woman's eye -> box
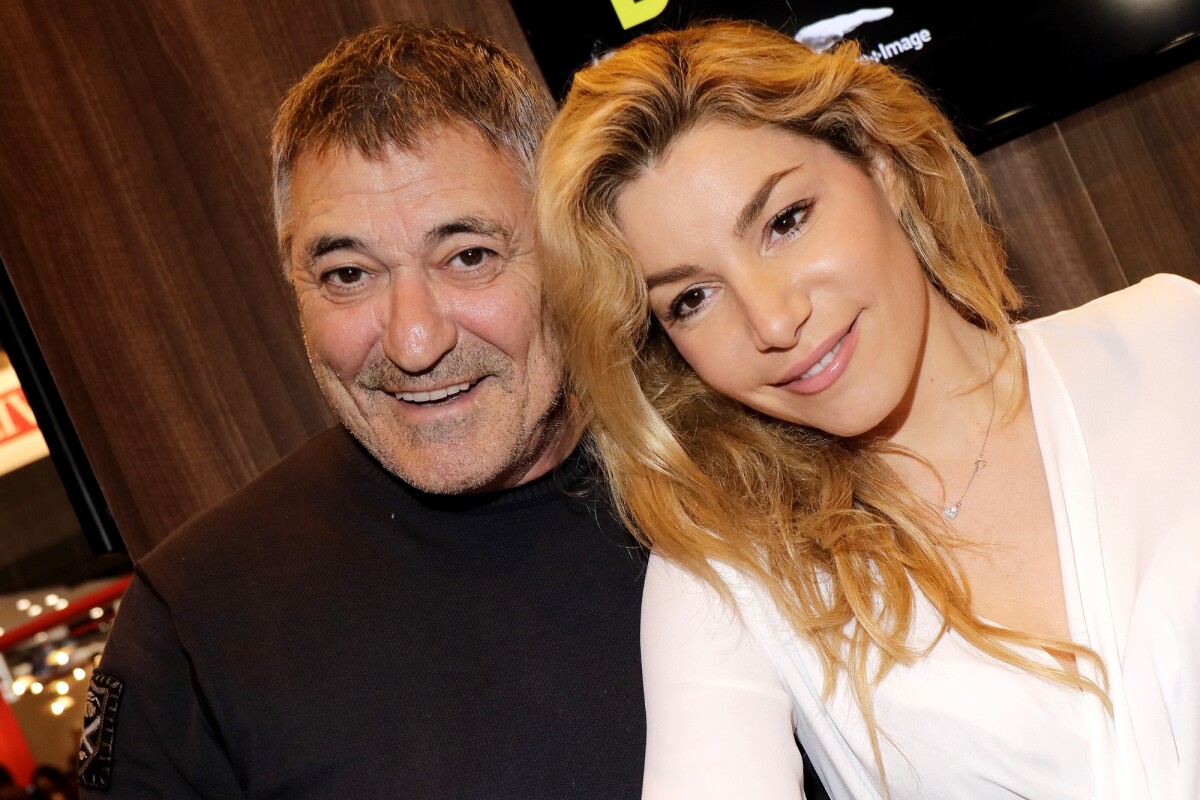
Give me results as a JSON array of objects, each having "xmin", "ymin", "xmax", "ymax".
[
  {"xmin": 449, "ymin": 247, "xmax": 496, "ymax": 269},
  {"xmin": 767, "ymin": 201, "xmax": 812, "ymax": 244},
  {"xmin": 667, "ymin": 286, "xmax": 714, "ymax": 321}
]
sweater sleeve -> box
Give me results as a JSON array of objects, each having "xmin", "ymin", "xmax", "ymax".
[
  {"xmin": 640, "ymin": 554, "xmax": 807, "ymax": 799},
  {"xmin": 78, "ymin": 574, "xmax": 245, "ymax": 799}
]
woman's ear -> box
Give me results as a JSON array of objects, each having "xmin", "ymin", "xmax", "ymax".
[{"xmin": 870, "ymin": 153, "xmax": 904, "ymax": 217}]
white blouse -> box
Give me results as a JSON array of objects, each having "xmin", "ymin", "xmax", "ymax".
[{"xmin": 641, "ymin": 274, "xmax": 1200, "ymax": 800}]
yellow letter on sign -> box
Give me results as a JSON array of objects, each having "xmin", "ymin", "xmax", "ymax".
[{"xmin": 610, "ymin": 0, "xmax": 669, "ymax": 30}]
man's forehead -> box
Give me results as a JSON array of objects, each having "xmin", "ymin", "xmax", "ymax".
[
  {"xmin": 291, "ymin": 142, "xmax": 442, "ymax": 204},
  {"xmin": 293, "ymin": 123, "xmax": 523, "ymax": 192},
  {"xmin": 292, "ymin": 128, "xmax": 528, "ymax": 201},
  {"xmin": 290, "ymin": 135, "xmax": 531, "ymax": 246}
]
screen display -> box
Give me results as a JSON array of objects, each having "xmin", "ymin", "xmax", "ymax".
[{"xmin": 511, "ymin": 0, "xmax": 1199, "ymax": 150}]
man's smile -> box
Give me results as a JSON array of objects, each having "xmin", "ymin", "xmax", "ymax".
[{"xmin": 394, "ymin": 379, "xmax": 476, "ymax": 405}]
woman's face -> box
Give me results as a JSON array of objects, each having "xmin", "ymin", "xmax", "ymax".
[{"xmin": 615, "ymin": 121, "xmax": 933, "ymax": 438}]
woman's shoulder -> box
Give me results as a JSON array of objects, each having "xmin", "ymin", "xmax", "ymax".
[
  {"xmin": 643, "ymin": 553, "xmax": 802, "ymax": 658},
  {"xmin": 644, "ymin": 553, "xmax": 774, "ymax": 619},
  {"xmin": 1020, "ymin": 273, "xmax": 1200, "ymax": 338},
  {"xmin": 1019, "ymin": 273, "xmax": 1200, "ymax": 368},
  {"xmin": 1018, "ymin": 273, "xmax": 1200, "ymax": 435}
]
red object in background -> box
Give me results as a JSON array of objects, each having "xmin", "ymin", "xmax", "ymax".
[
  {"xmin": 0, "ymin": 575, "xmax": 131, "ymax": 655},
  {"xmin": 0, "ymin": 693, "xmax": 35, "ymax": 787},
  {"xmin": 0, "ymin": 575, "xmax": 132, "ymax": 786},
  {"xmin": 0, "ymin": 387, "xmax": 38, "ymax": 445}
]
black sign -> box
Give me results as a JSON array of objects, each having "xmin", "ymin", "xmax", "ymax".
[{"xmin": 511, "ymin": 0, "xmax": 1200, "ymax": 150}]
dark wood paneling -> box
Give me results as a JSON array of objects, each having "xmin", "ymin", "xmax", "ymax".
[
  {"xmin": 980, "ymin": 127, "xmax": 1128, "ymax": 319},
  {"xmin": 1058, "ymin": 60, "xmax": 1200, "ymax": 286},
  {"xmin": 982, "ymin": 58, "xmax": 1200, "ymax": 317},
  {"xmin": 0, "ymin": 0, "xmax": 540, "ymax": 559}
]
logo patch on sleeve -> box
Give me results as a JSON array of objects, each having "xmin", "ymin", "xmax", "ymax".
[{"xmin": 78, "ymin": 671, "xmax": 125, "ymax": 790}]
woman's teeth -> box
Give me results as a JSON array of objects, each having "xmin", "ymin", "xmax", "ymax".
[{"xmin": 800, "ymin": 339, "xmax": 843, "ymax": 380}]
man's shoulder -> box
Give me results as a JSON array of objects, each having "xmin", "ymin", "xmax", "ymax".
[{"xmin": 140, "ymin": 425, "xmax": 371, "ymax": 575}]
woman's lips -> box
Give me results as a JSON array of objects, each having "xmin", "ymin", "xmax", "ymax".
[{"xmin": 774, "ymin": 316, "xmax": 860, "ymax": 396}]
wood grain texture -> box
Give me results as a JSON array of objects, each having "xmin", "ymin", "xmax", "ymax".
[
  {"xmin": 982, "ymin": 59, "xmax": 1200, "ymax": 317},
  {"xmin": 1057, "ymin": 59, "xmax": 1200, "ymax": 286},
  {"xmin": 0, "ymin": 0, "xmax": 543, "ymax": 559},
  {"xmin": 981, "ymin": 127, "xmax": 1129, "ymax": 319}
]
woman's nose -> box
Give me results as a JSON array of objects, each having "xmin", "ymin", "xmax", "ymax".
[{"xmin": 737, "ymin": 267, "xmax": 811, "ymax": 352}]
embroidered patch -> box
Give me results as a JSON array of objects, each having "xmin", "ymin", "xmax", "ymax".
[{"xmin": 78, "ymin": 671, "xmax": 124, "ymax": 790}]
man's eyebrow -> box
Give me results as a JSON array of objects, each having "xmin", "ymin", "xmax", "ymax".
[
  {"xmin": 645, "ymin": 264, "xmax": 701, "ymax": 292},
  {"xmin": 424, "ymin": 215, "xmax": 513, "ymax": 247},
  {"xmin": 304, "ymin": 234, "xmax": 369, "ymax": 266},
  {"xmin": 734, "ymin": 165, "xmax": 802, "ymax": 238}
]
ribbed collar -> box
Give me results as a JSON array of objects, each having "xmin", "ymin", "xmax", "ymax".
[{"xmin": 327, "ymin": 425, "xmax": 599, "ymax": 515}]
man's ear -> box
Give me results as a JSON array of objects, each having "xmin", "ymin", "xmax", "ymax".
[{"xmin": 870, "ymin": 153, "xmax": 903, "ymax": 217}]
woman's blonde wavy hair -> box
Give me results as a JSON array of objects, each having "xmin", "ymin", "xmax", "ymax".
[{"xmin": 536, "ymin": 18, "xmax": 1106, "ymax": 783}]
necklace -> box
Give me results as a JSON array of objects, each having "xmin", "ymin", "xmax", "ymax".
[{"xmin": 943, "ymin": 333, "xmax": 996, "ymax": 521}]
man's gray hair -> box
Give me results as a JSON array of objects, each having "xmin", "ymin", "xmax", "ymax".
[{"xmin": 271, "ymin": 20, "xmax": 555, "ymax": 264}]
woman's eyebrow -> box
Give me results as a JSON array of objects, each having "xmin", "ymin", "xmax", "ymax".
[
  {"xmin": 734, "ymin": 165, "xmax": 802, "ymax": 238},
  {"xmin": 645, "ymin": 264, "xmax": 701, "ymax": 291}
]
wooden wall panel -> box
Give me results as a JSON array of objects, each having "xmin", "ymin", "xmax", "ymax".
[
  {"xmin": 0, "ymin": 0, "xmax": 542, "ymax": 559},
  {"xmin": 980, "ymin": 128, "xmax": 1128, "ymax": 320},
  {"xmin": 0, "ymin": 1, "xmax": 1195, "ymax": 560},
  {"xmin": 982, "ymin": 59, "xmax": 1200, "ymax": 318},
  {"xmin": 1058, "ymin": 61, "xmax": 1200, "ymax": 285}
]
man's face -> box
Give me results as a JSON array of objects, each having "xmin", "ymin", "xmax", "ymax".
[{"xmin": 286, "ymin": 126, "xmax": 573, "ymax": 493}]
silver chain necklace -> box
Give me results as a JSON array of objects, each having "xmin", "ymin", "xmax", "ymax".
[{"xmin": 943, "ymin": 334, "xmax": 996, "ymax": 521}]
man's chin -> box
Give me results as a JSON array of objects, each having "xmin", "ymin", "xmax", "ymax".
[
  {"xmin": 388, "ymin": 461, "xmax": 507, "ymax": 496},
  {"xmin": 333, "ymin": 382, "xmax": 575, "ymax": 495},
  {"xmin": 355, "ymin": 434, "xmax": 515, "ymax": 495}
]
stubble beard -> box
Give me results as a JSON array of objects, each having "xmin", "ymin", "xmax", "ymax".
[{"xmin": 312, "ymin": 347, "xmax": 570, "ymax": 494}]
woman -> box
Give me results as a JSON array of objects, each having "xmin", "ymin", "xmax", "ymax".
[{"xmin": 535, "ymin": 19, "xmax": 1200, "ymax": 800}]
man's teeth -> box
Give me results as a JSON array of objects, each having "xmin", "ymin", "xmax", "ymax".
[
  {"xmin": 396, "ymin": 381, "xmax": 472, "ymax": 404},
  {"xmin": 800, "ymin": 339, "xmax": 843, "ymax": 380}
]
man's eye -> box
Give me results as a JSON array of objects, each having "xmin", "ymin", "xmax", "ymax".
[
  {"xmin": 449, "ymin": 247, "xmax": 496, "ymax": 269},
  {"xmin": 320, "ymin": 266, "xmax": 367, "ymax": 286}
]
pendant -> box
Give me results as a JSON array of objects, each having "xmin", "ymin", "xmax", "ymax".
[{"xmin": 943, "ymin": 504, "xmax": 959, "ymax": 519}]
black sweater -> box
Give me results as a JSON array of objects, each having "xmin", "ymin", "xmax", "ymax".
[{"xmin": 82, "ymin": 427, "xmax": 647, "ymax": 798}]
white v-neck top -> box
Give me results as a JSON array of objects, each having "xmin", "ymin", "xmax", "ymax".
[{"xmin": 641, "ymin": 274, "xmax": 1200, "ymax": 799}]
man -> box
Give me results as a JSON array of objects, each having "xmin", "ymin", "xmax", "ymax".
[{"xmin": 78, "ymin": 22, "xmax": 646, "ymax": 798}]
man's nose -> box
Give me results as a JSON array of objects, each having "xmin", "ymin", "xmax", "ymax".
[
  {"xmin": 738, "ymin": 266, "xmax": 811, "ymax": 352},
  {"xmin": 380, "ymin": 273, "xmax": 458, "ymax": 373}
]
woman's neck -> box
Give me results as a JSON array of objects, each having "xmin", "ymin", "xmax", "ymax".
[{"xmin": 876, "ymin": 288, "xmax": 1013, "ymax": 472}]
